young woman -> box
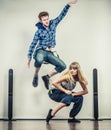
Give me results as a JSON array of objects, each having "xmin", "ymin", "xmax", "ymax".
[{"xmin": 46, "ymin": 62, "xmax": 88, "ymax": 123}]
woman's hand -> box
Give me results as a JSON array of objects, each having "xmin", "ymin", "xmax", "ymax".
[
  {"xmin": 64, "ymin": 90, "xmax": 72, "ymax": 95},
  {"xmin": 71, "ymin": 92, "xmax": 76, "ymax": 96}
]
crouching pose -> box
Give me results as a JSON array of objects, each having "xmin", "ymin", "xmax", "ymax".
[{"xmin": 46, "ymin": 62, "xmax": 88, "ymax": 123}]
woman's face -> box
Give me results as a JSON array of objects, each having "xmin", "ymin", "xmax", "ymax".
[{"xmin": 69, "ymin": 67, "xmax": 78, "ymax": 76}]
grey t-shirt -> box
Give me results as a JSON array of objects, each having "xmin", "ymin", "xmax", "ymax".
[{"xmin": 61, "ymin": 79, "xmax": 76, "ymax": 91}]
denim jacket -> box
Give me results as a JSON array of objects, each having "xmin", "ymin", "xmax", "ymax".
[{"xmin": 27, "ymin": 4, "xmax": 70, "ymax": 59}]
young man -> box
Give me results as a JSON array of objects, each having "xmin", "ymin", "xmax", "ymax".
[{"xmin": 27, "ymin": 0, "xmax": 78, "ymax": 89}]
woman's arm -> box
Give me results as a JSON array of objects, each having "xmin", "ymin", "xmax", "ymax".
[{"xmin": 72, "ymin": 81, "xmax": 88, "ymax": 96}]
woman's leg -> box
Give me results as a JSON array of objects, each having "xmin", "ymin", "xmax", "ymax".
[
  {"xmin": 51, "ymin": 102, "xmax": 67, "ymax": 116},
  {"xmin": 69, "ymin": 95, "xmax": 83, "ymax": 118},
  {"xmin": 46, "ymin": 102, "xmax": 67, "ymax": 123},
  {"xmin": 46, "ymin": 90, "xmax": 73, "ymax": 123}
]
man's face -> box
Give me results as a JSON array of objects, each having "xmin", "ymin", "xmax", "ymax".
[{"xmin": 40, "ymin": 16, "xmax": 50, "ymax": 28}]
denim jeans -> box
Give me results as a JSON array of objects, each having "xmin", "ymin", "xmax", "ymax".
[
  {"xmin": 33, "ymin": 49, "xmax": 66, "ymax": 72},
  {"xmin": 48, "ymin": 89, "xmax": 83, "ymax": 117}
]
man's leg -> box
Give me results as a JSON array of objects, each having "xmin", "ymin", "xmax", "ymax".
[
  {"xmin": 32, "ymin": 49, "xmax": 45, "ymax": 87},
  {"xmin": 42, "ymin": 70, "xmax": 58, "ymax": 90},
  {"xmin": 32, "ymin": 67, "xmax": 40, "ymax": 87},
  {"xmin": 42, "ymin": 52, "xmax": 66, "ymax": 89}
]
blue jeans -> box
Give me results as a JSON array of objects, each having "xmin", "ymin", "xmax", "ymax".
[
  {"xmin": 48, "ymin": 89, "xmax": 83, "ymax": 117},
  {"xmin": 33, "ymin": 49, "xmax": 66, "ymax": 72}
]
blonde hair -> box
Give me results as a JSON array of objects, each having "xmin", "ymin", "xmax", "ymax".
[{"xmin": 62, "ymin": 62, "xmax": 88, "ymax": 85}]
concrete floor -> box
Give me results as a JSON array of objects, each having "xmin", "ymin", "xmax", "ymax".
[{"xmin": 0, "ymin": 120, "xmax": 111, "ymax": 130}]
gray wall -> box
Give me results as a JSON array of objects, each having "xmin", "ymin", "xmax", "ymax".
[{"xmin": 0, "ymin": 0, "xmax": 111, "ymax": 119}]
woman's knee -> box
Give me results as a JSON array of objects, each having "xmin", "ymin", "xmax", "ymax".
[{"xmin": 61, "ymin": 95, "xmax": 73, "ymax": 106}]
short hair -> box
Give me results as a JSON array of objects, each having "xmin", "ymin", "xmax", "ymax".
[{"xmin": 38, "ymin": 11, "xmax": 49, "ymax": 20}]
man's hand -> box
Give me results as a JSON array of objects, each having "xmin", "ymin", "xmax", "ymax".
[
  {"xmin": 27, "ymin": 59, "xmax": 31, "ymax": 68},
  {"xmin": 68, "ymin": 0, "xmax": 77, "ymax": 6}
]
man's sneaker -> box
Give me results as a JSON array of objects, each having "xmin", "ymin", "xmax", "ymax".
[
  {"xmin": 42, "ymin": 75, "xmax": 50, "ymax": 89},
  {"xmin": 46, "ymin": 109, "xmax": 53, "ymax": 123},
  {"xmin": 68, "ymin": 118, "xmax": 81, "ymax": 123},
  {"xmin": 32, "ymin": 75, "xmax": 38, "ymax": 87}
]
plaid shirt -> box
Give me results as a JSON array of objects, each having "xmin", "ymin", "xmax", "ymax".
[{"xmin": 27, "ymin": 4, "xmax": 70, "ymax": 59}]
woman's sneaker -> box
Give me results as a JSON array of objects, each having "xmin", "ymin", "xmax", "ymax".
[
  {"xmin": 68, "ymin": 118, "xmax": 81, "ymax": 123},
  {"xmin": 46, "ymin": 109, "xmax": 53, "ymax": 123}
]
